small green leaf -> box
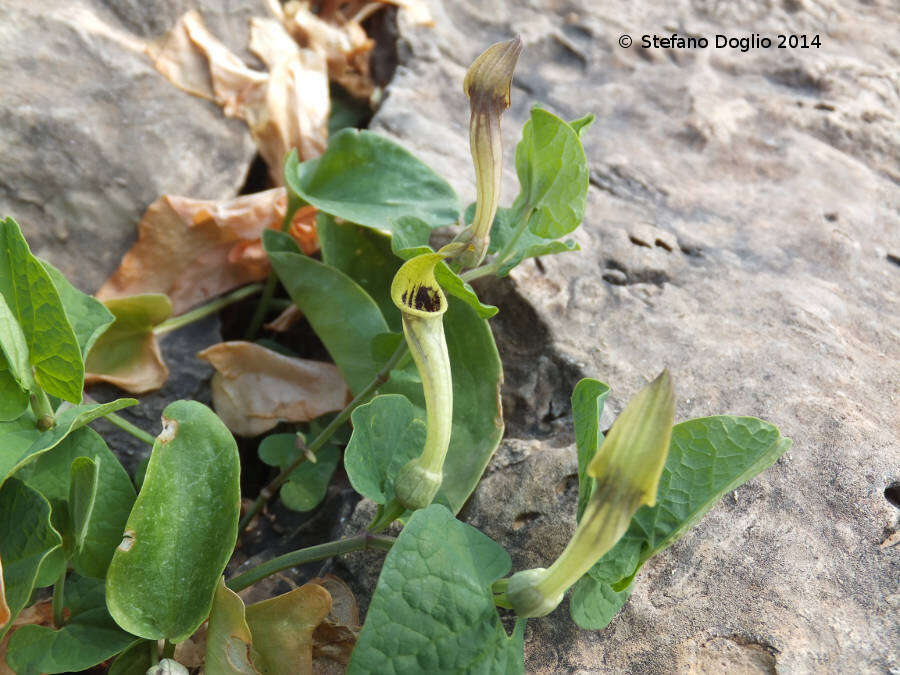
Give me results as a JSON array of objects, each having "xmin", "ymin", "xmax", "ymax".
[
  {"xmin": 245, "ymin": 584, "xmax": 332, "ymax": 675},
  {"xmin": 568, "ymin": 113, "xmax": 595, "ymax": 138},
  {"xmin": 285, "ymin": 129, "xmax": 460, "ymax": 233},
  {"xmin": 19, "ymin": 427, "xmax": 137, "ymax": 578},
  {"xmin": 0, "ymin": 217, "xmax": 84, "ymax": 402},
  {"xmin": 266, "ymin": 236, "xmax": 389, "ymax": 394},
  {"xmin": 205, "ymin": 577, "xmax": 257, "ymax": 675},
  {"xmin": 69, "ymin": 456, "xmax": 100, "ymax": 556},
  {"xmin": 514, "ymin": 108, "xmax": 588, "ymax": 239},
  {"xmin": 345, "ymin": 395, "xmax": 426, "ymax": 505},
  {"xmin": 105, "ymin": 400, "xmax": 241, "ymax": 642},
  {"xmin": 0, "ymin": 478, "xmax": 62, "ymax": 637},
  {"xmin": 435, "ymin": 263, "xmax": 498, "ymax": 318},
  {"xmin": 107, "ymin": 640, "xmax": 154, "ymax": 675},
  {"xmin": 0, "ymin": 293, "xmax": 35, "ymax": 420},
  {"xmin": 318, "ymin": 214, "xmax": 403, "ymax": 332},
  {"xmin": 569, "ymin": 574, "xmax": 631, "ymax": 630},
  {"xmin": 349, "ymin": 504, "xmax": 524, "ymax": 674},
  {"xmin": 41, "ymin": 260, "xmax": 114, "ymax": 359},
  {"xmin": 6, "ymin": 575, "xmax": 139, "ymax": 675},
  {"xmin": 258, "ymin": 433, "xmax": 340, "ymax": 512},
  {"xmin": 0, "ymin": 398, "xmax": 138, "ymax": 489},
  {"xmin": 571, "ymin": 379, "xmax": 611, "ymax": 522}
]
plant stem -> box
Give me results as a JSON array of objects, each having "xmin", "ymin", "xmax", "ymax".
[
  {"xmin": 154, "ymin": 283, "xmax": 263, "ymax": 336},
  {"xmin": 238, "ymin": 342, "xmax": 409, "ymax": 532},
  {"xmin": 52, "ymin": 569, "xmax": 66, "ymax": 628},
  {"xmin": 245, "ymin": 194, "xmax": 303, "ymax": 340},
  {"xmin": 30, "ymin": 388, "xmax": 55, "ymax": 430},
  {"xmin": 149, "ymin": 641, "xmax": 158, "ymax": 666},
  {"xmin": 103, "ymin": 409, "xmax": 156, "ymax": 446},
  {"xmin": 227, "ymin": 533, "xmax": 396, "ymax": 592},
  {"xmin": 460, "ymin": 205, "xmax": 535, "ymax": 283},
  {"xmin": 161, "ymin": 640, "xmax": 175, "ymax": 659}
]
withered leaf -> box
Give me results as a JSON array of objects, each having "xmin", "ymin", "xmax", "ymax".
[
  {"xmin": 197, "ymin": 341, "xmax": 349, "ymax": 437},
  {"xmin": 97, "ymin": 189, "xmax": 316, "ymax": 314},
  {"xmin": 84, "ymin": 294, "xmax": 172, "ymax": 394},
  {"xmin": 309, "ymin": 575, "xmax": 359, "ymax": 673}
]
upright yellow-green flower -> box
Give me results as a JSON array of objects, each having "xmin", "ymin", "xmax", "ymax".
[
  {"xmin": 453, "ymin": 36, "xmax": 522, "ymax": 269},
  {"xmin": 507, "ymin": 370, "xmax": 675, "ymax": 618},
  {"xmin": 390, "ymin": 253, "xmax": 453, "ymax": 510}
]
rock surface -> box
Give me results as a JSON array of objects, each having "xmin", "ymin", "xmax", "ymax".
[
  {"xmin": 0, "ymin": 0, "xmax": 262, "ymax": 292},
  {"xmin": 359, "ymin": 1, "xmax": 900, "ymax": 672}
]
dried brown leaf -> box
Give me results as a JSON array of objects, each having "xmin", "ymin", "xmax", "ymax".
[
  {"xmin": 309, "ymin": 575, "xmax": 359, "ymax": 672},
  {"xmin": 97, "ymin": 189, "xmax": 316, "ymax": 314},
  {"xmin": 245, "ymin": 583, "xmax": 332, "ymax": 675},
  {"xmin": 282, "ymin": 1, "xmax": 375, "ymax": 99},
  {"xmin": 263, "ymin": 304, "xmax": 303, "ymax": 333},
  {"xmin": 150, "ymin": 11, "xmax": 329, "ymax": 183},
  {"xmin": 198, "ymin": 341, "xmax": 350, "ymax": 437}
]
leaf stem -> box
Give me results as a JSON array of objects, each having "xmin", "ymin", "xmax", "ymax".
[
  {"xmin": 52, "ymin": 569, "xmax": 66, "ymax": 628},
  {"xmin": 226, "ymin": 533, "xmax": 396, "ymax": 592},
  {"xmin": 101, "ymin": 409, "xmax": 156, "ymax": 446},
  {"xmin": 30, "ymin": 389, "xmax": 55, "ymax": 430},
  {"xmin": 238, "ymin": 342, "xmax": 409, "ymax": 532},
  {"xmin": 459, "ymin": 206, "xmax": 534, "ymax": 282},
  {"xmin": 245, "ymin": 194, "xmax": 304, "ymax": 340},
  {"xmin": 153, "ymin": 283, "xmax": 263, "ymax": 336},
  {"xmin": 161, "ymin": 640, "xmax": 175, "ymax": 659}
]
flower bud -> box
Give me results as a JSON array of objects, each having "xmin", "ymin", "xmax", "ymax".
[
  {"xmin": 507, "ymin": 371, "xmax": 675, "ymax": 618},
  {"xmin": 453, "ymin": 36, "xmax": 522, "ymax": 268}
]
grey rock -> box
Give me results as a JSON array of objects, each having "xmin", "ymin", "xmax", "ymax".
[
  {"xmin": 0, "ymin": 0, "xmax": 263, "ymax": 292},
  {"xmin": 358, "ymin": 0, "xmax": 900, "ymax": 671}
]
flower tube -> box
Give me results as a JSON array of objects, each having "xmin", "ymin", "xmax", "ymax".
[
  {"xmin": 390, "ymin": 253, "xmax": 453, "ymax": 510},
  {"xmin": 507, "ymin": 370, "xmax": 675, "ymax": 618}
]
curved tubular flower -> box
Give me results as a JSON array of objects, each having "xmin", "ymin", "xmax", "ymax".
[
  {"xmin": 390, "ymin": 253, "xmax": 453, "ymax": 510},
  {"xmin": 507, "ymin": 370, "xmax": 675, "ymax": 618},
  {"xmin": 453, "ymin": 36, "xmax": 522, "ymax": 269}
]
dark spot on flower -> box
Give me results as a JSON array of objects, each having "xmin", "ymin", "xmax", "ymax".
[{"xmin": 413, "ymin": 285, "xmax": 442, "ymax": 312}]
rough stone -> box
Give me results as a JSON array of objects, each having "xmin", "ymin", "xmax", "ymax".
[
  {"xmin": 356, "ymin": 1, "xmax": 899, "ymax": 671},
  {"xmin": 0, "ymin": 0, "xmax": 263, "ymax": 292}
]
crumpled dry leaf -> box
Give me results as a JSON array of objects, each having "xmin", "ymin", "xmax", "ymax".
[
  {"xmin": 245, "ymin": 583, "xmax": 332, "ymax": 675},
  {"xmin": 198, "ymin": 341, "xmax": 350, "ymax": 437},
  {"xmin": 281, "ymin": 1, "xmax": 375, "ymax": 100},
  {"xmin": 85, "ymin": 294, "xmax": 172, "ymax": 394},
  {"xmin": 309, "ymin": 575, "xmax": 359, "ymax": 673},
  {"xmin": 149, "ymin": 10, "xmax": 329, "ymax": 183},
  {"xmin": 96, "ymin": 189, "xmax": 316, "ymax": 314}
]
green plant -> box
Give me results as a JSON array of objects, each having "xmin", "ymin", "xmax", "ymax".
[{"xmin": 0, "ymin": 38, "xmax": 789, "ymax": 674}]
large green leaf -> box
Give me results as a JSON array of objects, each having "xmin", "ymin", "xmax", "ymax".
[
  {"xmin": 345, "ymin": 394, "xmax": 426, "ymax": 505},
  {"xmin": 265, "ymin": 231, "xmax": 389, "ymax": 394},
  {"xmin": 318, "ymin": 214, "xmax": 402, "ymax": 332},
  {"xmin": 41, "ymin": 260, "xmax": 114, "ymax": 359},
  {"xmin": 105, "ymin": 400, "xmax": 241, "ymax": 642},
  {"xmin": 568, "ymin": 574, "xmax": 632, "ymax": 631},
  {"xmin": 20, "ymin": 427, "xmax": 136, "ymax": 578},
  {"xmin": 0, "ymin": 399, "xmax": 137, "ymax": 489},
  {"xmin": 513, "ymin": 108, "xmax": 588, "ymax": 239},
  {"xmin": 0, "ymin": 478, "xmax": 62, "ymax": 636},
  {"xmin": 258, "ymin": 433, "xmax": 340, "ymax": 512},
  {"xmin": 6, "ymin": 575, "xmax": 139, "ymax": 674},
  {"xmin": 349, "ymin": 505, "xmax": 524, "ymax": 674},
  {"xmin": 205, "ymin": 577, "xmax": 257, "ymax": 675},
  {"xmin": 285, "ymin": 129, "xmax": 460, "ymax": 233},
  {"xmin": 0, "ymin": 217, "xmax": 84, "ymax": 402},
  {"xmin": 569, "ymin": 415, "xmax": 790, "ymax": 630},
  {"xmin": 0, "ymin": 293, "xmax": 32, "ymax": 421},
  {"xmin": 571, "ymin": 379, "xmax": 611, "ymax": 522}
]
